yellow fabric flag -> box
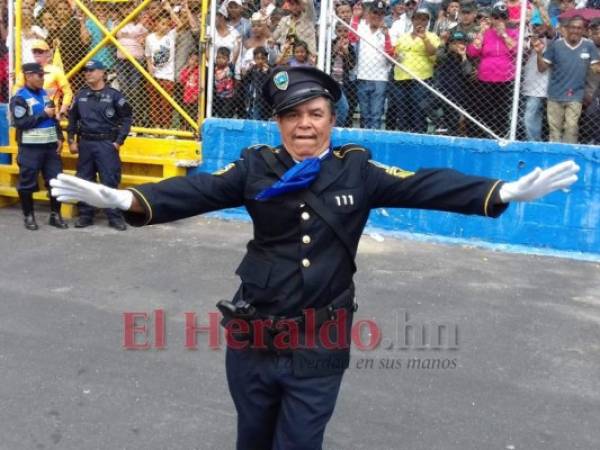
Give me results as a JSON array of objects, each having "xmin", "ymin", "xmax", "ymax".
[{"xmin": 52, "ymin": 45, "xmax": 64, "ymax": 71}]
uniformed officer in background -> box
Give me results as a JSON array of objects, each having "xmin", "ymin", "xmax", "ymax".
[
  {"xmin": 51, "ymin": 67, "xmax": 579, "ymax": 449},
  {"xmin": 11, "ymin": 62, "xmax": 67, "ymax": 231},
  {"xmin": 67, "ymin": 59, "xmax": 132, "ymax": 231}
]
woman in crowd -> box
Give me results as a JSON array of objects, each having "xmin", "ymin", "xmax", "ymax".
[
  {"xmin": 51, "ymin": 0, "xmax": 87, "ymax": 78},
  {"xmin": 38, "ymin": 9, "xmax": 59, "ymax": 48},
  {"xmin": 239, "ymin": 12, "xmax": 278, "ymax": 73},
  {"xmin": 116, "ymin": 1, "xmax": 148, "ymax": 127},
  {"xmin": 236, "ymin": 12, "xmax": 279, "ymax": 117},
  {"xmin": 467, "ymin": 1, "xmax": 518, "ymax": 138},
  {"xmin": 214, "ymin": 9, "xmax": 241, "ymax": 68}
]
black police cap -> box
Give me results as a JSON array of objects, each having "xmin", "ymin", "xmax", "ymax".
[
  {"xmin": 22, "ymin": 62, "xmax": 45, "ymax": 74},
  {"xmin": 262, "ymin": 67, "xmax": 342, "ymax": 115}
]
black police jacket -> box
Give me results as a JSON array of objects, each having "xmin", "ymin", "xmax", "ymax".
[
  {"xmin": 66, "ymin": 86, "xmax": 133, "ymax": 145},
  {"xmin": 124, "ymin": 144, "xmax": 508, "ymax": 317}
]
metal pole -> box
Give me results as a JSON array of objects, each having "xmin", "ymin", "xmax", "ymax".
[
  {"xmin": 197, "ymin": 0, "xmax": 210, "ymax": 125},
  {"xmin": 324, "ymin": 0, "xmax": 335, "ymax": 74},
  {"xmin": 205, "ymin": 0, "xmax": 217, "ymax": 119},
  {"xmin": 14, "ymin": 0, "xmax": 22, "ymax": 76},
  {"xmin": 509, "ymin": 0, "xmax": 529, "ymax": 141},
  {"xmin": 8, "ymin": 0, "xmax": 15, "ymax": 97},
  {"xmin": 316, "ymin": 0, "xmax": 328, "ymax": 70}
]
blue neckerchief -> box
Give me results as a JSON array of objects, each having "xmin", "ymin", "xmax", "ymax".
[{"xmin": 255, "ymin": 149, "xmax": 330, "ymax": 201}]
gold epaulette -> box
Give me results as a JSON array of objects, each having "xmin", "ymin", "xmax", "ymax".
[
  {"xmin": 247, "ymin": 144, "xmax": 280, "ymax": 154},
  {"xmin": 333, "ymin": 144, "xmax": 368, "ymax": 159},
  {"xmin": 368, "ymin": 160, "xmax": 414, "ymax": 179}
]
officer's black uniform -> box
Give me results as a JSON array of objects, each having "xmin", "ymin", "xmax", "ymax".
[
  {"xmin": 122, "ymin": 67, "xmax": 509, "ymax": 450},
  {"xmin": 67, "ymin": 61, "xmax": 132, "ymax": 228},
  {"xmin": 10, "ymin": 63, "xmax": 67, "ymax": 230}
]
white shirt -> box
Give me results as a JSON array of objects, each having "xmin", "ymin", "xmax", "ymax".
[
  {"xmin": 214, "ymin": 26, "xmax": 241, "ymax": 58},
  {"xmin": 21, "ymin": 27, "xmax": 47, "ymax": 64},
  {"xmin": 356, "ymin": 22, "xmax": 391, "ymax": 82},
  {"xmin": 522, "ymin": 39, "xmax": 549, "ymax": 97},
  {"xmin": 390, "ymin": 14, "xmax": 413, "ymax": 45},
  {"xmin": 145, "ymin": 29, "xmax": 177, "ymax": 82}
]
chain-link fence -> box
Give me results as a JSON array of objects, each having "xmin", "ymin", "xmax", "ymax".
[
  {"xmin": 203, "ymin": 0, "xmax": 600, "ymax": 146},
  {"xmin": 9, "ymin": 0, "xmax": 600, "ymax": 144},
  {"xmin": 13, "ymin": 0, "xmax": 205, "ymax": 136}
]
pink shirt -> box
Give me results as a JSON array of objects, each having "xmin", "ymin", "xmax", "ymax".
[
  {"xmin": 467, "ymin": 28, "xmax": 519, "ymax": 83},
  {"xmin": 117, "ymin": 23, "xmax": 148, "ymax": 60}
]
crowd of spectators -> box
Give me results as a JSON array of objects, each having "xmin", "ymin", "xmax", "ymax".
[
  {"xmin": 208, "ymin": 0, "xmax": 600, "ymax": 144},
  {"xmin": 4, "ymin": 0, "xmax": 600, "ymax": 144}
]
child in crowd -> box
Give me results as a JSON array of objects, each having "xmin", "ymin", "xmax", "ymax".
[
  {"xmin": 276, "ymin": 39, "xmax": 313, "ymax": 67},
  {"xmin": 179, "ymin": 51, "xmax": 201, "ymax": 128},
  {"xmin": 242, "ymin": 46, "xmax": 272, "ymax": 120},
  {"xmin": 145, "ymin": 11, "xmax": 180, "ymax": 128},
  {"xmin": 433, "ymin": 30, "xmax": 474, "ymax": 135},
  {"xmin": 213, "ymin": 46, "xmax": 236, "ymax": 118},
  {"xmin": 288, "ymin": 40, "xmax": 313, "ymax": 67}
]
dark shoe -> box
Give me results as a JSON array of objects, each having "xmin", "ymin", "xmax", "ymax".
[
  {"xmin": 49, "ymin": 212, "xmax": 68, "ymax": 229},
  {"xmin": 74, "ymin": 217, "xmax": 94, "ymax": 228},
  {"xmin": 108, "ymin": 220, "xmax": 127, "ymax": 231},
  {"xmin": 24, "ymin": 214, "xmax": 38, "ymax": 231}
]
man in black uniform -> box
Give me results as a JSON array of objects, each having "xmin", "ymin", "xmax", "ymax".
[
  {"xmin": 51, "ymin": 67, "xmax": 579, "ymax": 449},
  {"xmin": 11, "ymin": 62, "xmax": 68, "ymax": 230},
  {"xmin": 67, "ymin": 59, "xmax": 133, "ymax": 230}
]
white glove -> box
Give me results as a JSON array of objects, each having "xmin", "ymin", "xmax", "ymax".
[
  {"xmin": 50, "ymin": 173, "xmax": 134, "ymax": 210},
  {"xmin": 499, "ymin": 160, "xmax": 580, "ymax": 203}
]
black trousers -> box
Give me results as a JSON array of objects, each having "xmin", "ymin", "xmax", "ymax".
[
  {"xmin": 16, "ymin": 142, "xmax": 62, "ymax": 192},
  {"xmin": 226, "ymin": 348, "xmax": 344, "ymax": 450},
  {"xmin": 76, "ymin": 139, "xmax": 122, "ymax": 221},
  {"xmin": 476, "ymin": 81, "xmax": 514, "ymax": 139}
]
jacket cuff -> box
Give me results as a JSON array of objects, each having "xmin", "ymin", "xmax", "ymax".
[
  {"xmin": 122, "ymin": 187, "xmax": 154, "ymax": 227},
  {"xmin": 483, "ymin": 180, "xmax": 509, "ymax": 218}
]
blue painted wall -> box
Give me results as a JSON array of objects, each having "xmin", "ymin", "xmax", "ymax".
[
  {"xmin": 0, "ymin": 104, "xmax": 10, "ymax": 164},
  {"xmin": 193, "ymin": 118, "xmax": 600, "ymax": 255}
]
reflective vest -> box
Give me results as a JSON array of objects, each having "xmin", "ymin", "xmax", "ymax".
[{"xmin": 16, "ymin": 86, "xmax": 58, "ymax": 144}]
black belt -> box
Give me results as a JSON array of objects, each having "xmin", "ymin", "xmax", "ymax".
[
  {"xmin": 80, "ymin": 132, "xmax": 117, "ymax": 141},
  {"xmin": 217, "ymin": 287, "xmax": 358, "ymax": 352}
]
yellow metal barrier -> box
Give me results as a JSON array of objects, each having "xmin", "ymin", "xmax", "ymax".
[
  {"xmin": 71, "ymin": 0, "xmax": 198, "ymax": 132},
  {"xmin": 0, "ymin": 131, "xmax": 200, "ymax": 217}
]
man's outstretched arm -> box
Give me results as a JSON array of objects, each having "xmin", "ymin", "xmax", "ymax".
[
  {"xmin": 50, "ymin": 160, "xmax": 247, "ymax": 226},
  {"xmin": 367, "ymin": 160, "xmax": 580, "ymax": 214}
]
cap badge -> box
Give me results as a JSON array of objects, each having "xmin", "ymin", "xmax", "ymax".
[{"xmin": 273, "ymin": 71, "xmax": 289, "ymax": 91}]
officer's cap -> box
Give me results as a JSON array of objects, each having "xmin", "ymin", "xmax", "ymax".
[
  {"xmin": 83, "ymin": 59, "xmax": 106, "ymax": 71},
  {"xmin": 449, "ymin": 30, "xmax": 468, "ymax": 42},
  {"xmin": 370, "ymin": 0, "xmax": 386, "ymax": 14},
  {"xmin": 31, "ymin": 39, "xmax": 50, "ymax": 51},
  {"xmin": 413, "ymin": 7, "xmax": 431, "ymax": 18},
  {"xmin": 491, "ymin": 1, "xmax": 508, "ymax": 19},
  {"xmin": 22, "ymin": 62, "xmax": 45, "ymax": 75},
  {"xmin": 461, "ymin": 2, "xmax": 477, "ymax": 13},
  {"xmin": 263, "ymin": 67, "xmax": 342, "ymax": 115}
]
